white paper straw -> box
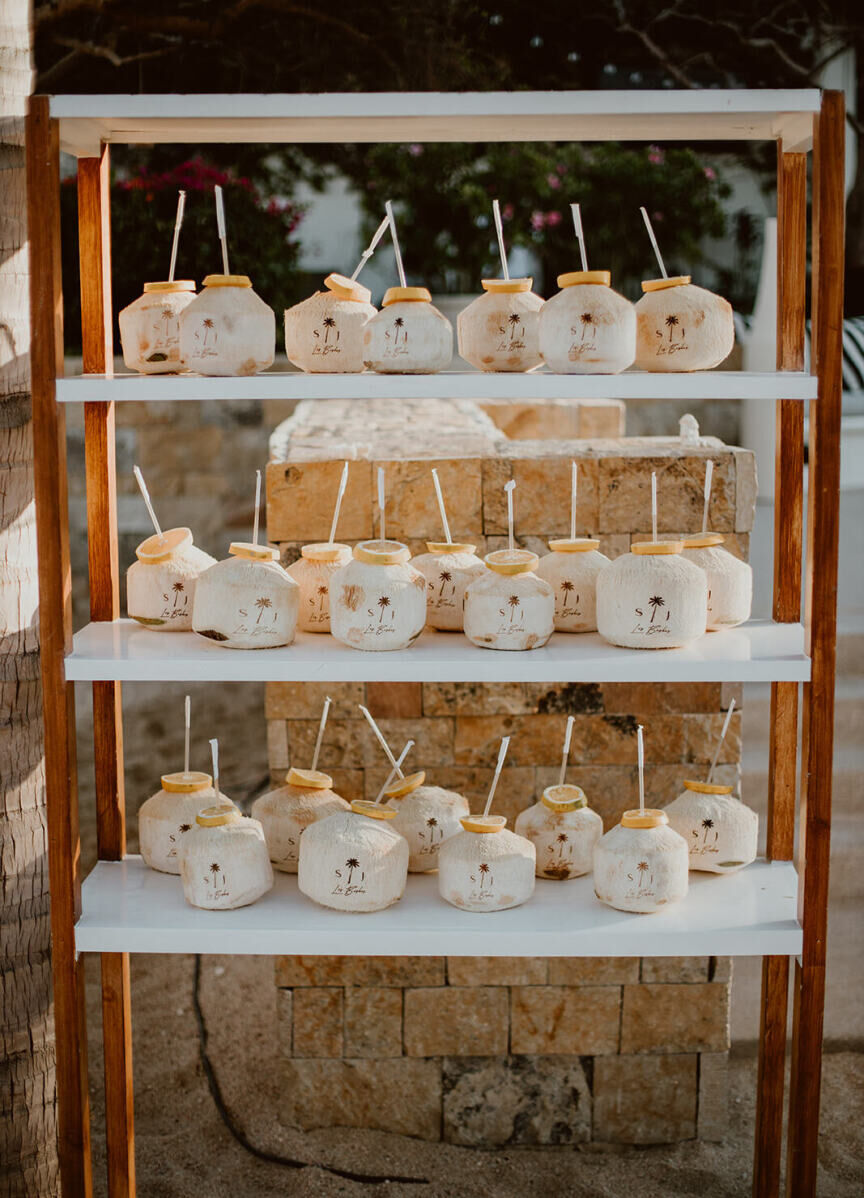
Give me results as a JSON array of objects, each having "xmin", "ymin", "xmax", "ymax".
[
  {"xmin": 377, "ymin": 466, "xmax": 386, "ymax": 543},
  {"xmin": 492, "ymin": 199, "xmax": 509, "ymax": 280},
  {"xmin": 707, "ymin": 698, "xmax": 737, "ymax": 785},
  {"xmin": 252, "ymin": 469, "xmax": 262, "ymax": 546},
  {"xmin": 637, "ymin": 725, "xmax": 645, "ymax": 814},
  {"xmin": 133, "ymin": 465, "xmax": 164, "ymax": 544},
  {"xmin": 328, "ymin": 461, "xmax": 349, "ymax": 546},
  {"xmin": 571, "ymin": 203, "xmax": 588, "ymax": 272},
  {"xmin": 505, "ymin": 480, "xmax": 516, "ymax": 554},
  {"xmin": 168, "ymin": 190, "xmax": 186, "ymax": 283},
  {"xmin": 559, "ymin": 715, "xmax": 575, "ymax": 787},
  {"xmin": 570, "ymin": 461, "xmax": 578, "ymax": 541},
  {"xmin": 184, "ymin": 695, "xmax": 191, "ymax": 776},
  {"xmin": 651, "ymin": 472, "xmax": 658, "ymax": 543},
  {"xmin": 359, "ymin": 705, "xmax": 403, "ymax": 777},
  {"xmin": 483, "ymin": 736, "xmax": 511, "ymax": 817},
  {"xmin": 215, "ymin": 185, "xmax": 230, "ymax": 275},
  {"xmin": 640, "ymin": 206, "xmax": 668, "ymax": 279},
  {"xmin": 702, "ymin": 460, "xmax": 714, "ymax": 535},
  {"xmin": 374, "ymin": 740, "xmax": 414, "ymax": 804},
  {"xmin": 310, "ymin": 696, "xmax": 332, "ymax": 772},
  {"xmin": 350, "ymin": 213, "xmax": 391, "ymax": 282},
  {"xmin": 385, "ymin": 200, "xmax": 406, "ymax": 288},
  {"xmin": 209, "ymin": 738, "xmax": 220, "ymax": 801},
  {"xmin": 431, "ymin": 468, "xmax": 452, "ymax": 544}
]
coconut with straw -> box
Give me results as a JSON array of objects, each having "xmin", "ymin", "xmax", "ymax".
[
  {"xmin": 253, "ymin": 695, "xmax": 350, "ymax": 873},
  {"xmin": 138, "ymin": 694, "xmax": 233, "ymax": 875},
  {"xmin": 362, "ymin": 200, "xmax": 453, "ymax": 374},
  {"xmin": 457, "ymin": 199, "xmax": 544, "ymax": 372},
  {"xmin": 680, "ymin": 459, "xmax": 753, "ymax": 630},
  {"xmin": 191, "ymin": 469, "xmax": 299, "ymax": 649},
  {"xmin": 438, "ymin": 737, "xmax": 536, "ymax": 912},
  {"xmin": 595, "ymin": 470, "xmax": 708, "ymax": 650},
  {"xmin": 665, "ymin": 699, "xmax": 758, "ymax": 872},
  {"xmin": 635, "ymin": 206, "xmax": 734, "ymax": 373},
  {"xmin": 287, "ymin": 461, "xmax": 353, "ymax": 633},
  {"xmin": 126, "ymin": 464, "xmax": 216, "ymax": 631},
  {"xmin": 515, "ymin": 716, "xmax": 604, "ymax": 879},
  {"xmin": 410, "ymin": 468, "xmax": 484, "ymax": 631},
  {"xmin": 538, "ymin": 202, "xmax": 636, "ymax": 374},
  {"xmin": 464, "ymin": 480, "xmax": 555, "ymax": 652},
  {"xmin": 179, "ymin": 185, "xmax": 276, "ymax": 376},
  {"xmin": 537, "ymin": 460, "xmax": 611, "ymax": 633},
  {"xmin": 329, "ymin": 467, "xmax": 427, "ymax": 652},
  {"xmin": 593, "ymin": 725, "xmax": 689, "ymax": 913}
]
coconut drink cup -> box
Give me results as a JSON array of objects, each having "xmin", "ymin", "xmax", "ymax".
[
  {"xmin": 126, "ymin": 527, "xmax": 217, "ymax": 631},
  {"xmin": 284, "ymin": 273, "xmax": 377, "ymax": 373},
  {"xmin": 635, "ymin": 276, "xmax": 734, "ymax": 373},
  {"xmin": 438, "ymin": 815, "xmax": 535, "ymax": 912},
  {"xmin": 363, "ymin": 286, "xmax": 452, "ymax": 374},
  {"xmin": 252, "ymin": 766, "xmax": 349, "ymax": 873},
  {"xmin": 463, "ymin": 550, "xmax": 554, "ymax": 652},
  {"xmin": 179, "ymin": 274, "xmax": 275, "ymax": 376},
  {"xmin": 178, "ymin": 804, "xmax": 273, "ymax": 910},
  {"xmin": 665, "ymin": 780, "xmax": 758, "ymax": 874},
  {"xmin": 287, "ymin": 542, "xmax": 353, "ymax": 633},
  {"xmin": 330, "ymin": 540, "xmax": 426, "ymax": 651},
  {"xmin": 119, "ymin": 281, "xmax": 197, "ymax": 374},
  {"xmin": 412, "ymin": 542, "xmax": 484, "ymax": 631},
  {"xmin": 538, "ymin": 271, "xmax": 636, "ymax": 374},
  {"xmin": 383, "ymin": 770, "xmax": 470, "ymax": 873},
  {"xmin": 681, "ymin": 533, "xmax": 752, "ymax": 631},
  {"xmin": 593, "ymin": 808, "xmax": 689, "ymax": 913},
  {"xmin": 457, "ymin": 278, "xmax": 544, "ymax": 372},
  {"xmin": 536, "ymin": 538, "xmax": 610, "ymax": 633},
  {"xmin": 596, "ymin": 541, "xmax": 707, "ymax": 649},
  {"xmin": 515, "ymin": 784, "xmax": 603, "ymax": 880},
  {"xmin": 139, "ymin": 770, "xmax": 230, "ymax": 875},
  {"xmin": 298, "ymin": 799, "xmax": 409, "ymax": 913},
  {"xmin": 192, "ymin": 542, "xmax": 299, "ymax": 649}
]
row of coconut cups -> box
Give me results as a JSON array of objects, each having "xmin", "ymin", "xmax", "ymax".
[
  {"xmin": 127, "ymin": 460, "xmax": 752, "ymax": 652},
  {"xmin": 119, "ymin": 195, "xmax": 734, "ymax": 378},
  {"xmin": 144, "ymin": 699, "xmax": 756, "ymax": 917}
]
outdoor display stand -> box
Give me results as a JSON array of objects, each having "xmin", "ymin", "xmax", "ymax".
[{"xmin": 26, "ymin": 89, "xmax": 842, "ymax": 1198}]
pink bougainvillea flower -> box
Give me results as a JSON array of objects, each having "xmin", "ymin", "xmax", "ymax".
[
  {"xmin": 704, "ymin": 166, "xmax": 717, "ymax": 181},
  {"xmin": 648, "ymin": 145, "xmax": 665, "ymax": 165},
  {"xmin": 531, "ymin": 210, "xmax": 545, "ymax": 231},
  {"xmin": 408, "ymin": 143, "xmax": 424, "ymax": 156},
  {"xmin": 547, "ymin": 173, "xmax": 561, "ymax": 189},
  {"xmin": 502, "ymin": 203, "xmax": 514, "ymax": 221},
  {"xmin": 545, "ymin": 210, "xmax": 562, "ymax": 227}
]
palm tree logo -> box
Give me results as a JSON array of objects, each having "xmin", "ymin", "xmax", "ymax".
[
  {"xmin": 377, "ymin": 595, "xmax": 391, "ymax": 624},
  {"xmin": 255, "ymin": 596, "xmax": 273, "ymax": 625},
  {"xmin": 201, "ymin": 317, "xmax": 216, "ymax": 347},
  {"xmin": 507, "ymin": 312, "xmax": 524, "ymax": 343},
  {"xmin": 316, "ymin": 584, "xmax": 328, "ymax": 613},
  {"xmin": 507, "ymin": 595, "xmax": 520, "ymax": 623},
  {"xmin": 207, "ymin": 862, "xmax": 223, "ymax": 888},
  {"xmin": 636, "ymin": 860, "xmax": 650, "ymax": 890},
  {"xmin": 438, "ymin": 570, "xmax": 453, "ymax": 598},
  {"xmin": 555, "ymin": 832, "xmax": 571, "ymax": 862},
  {"xmin": 665, "ymin": 314, "xmax": 680, "ymax": 343},
  {"xmin": 478, "ymin": 862, "xmax": 491, "ymax": 890},
  {"xmin": 648, "ymin": 595, "xmax": 665, "ymax": 623},
  {"xmin": 393, "ymin": 316, "xmax": 406, "ymax": 345},
  {"xmin": 179, "ymin": 823, "xmax": 191, "ymax": 834},
  {"xmin": 322, "ymin": 315, "xmax": 337, "ymax": 345},
  {"xmin": 579, "ymin": 312, "xmax": 595, "ymax": 341},
  {"xmin": 345, "ymin": 857, "xmax": 360, "ymax": 886},
  {"xmin": 701, "ymin": 817, "xmax": 715, "ymax": 846},
  {"xmin": 171, "ymin": 580, "xmax": 186, "ymax": 610}
]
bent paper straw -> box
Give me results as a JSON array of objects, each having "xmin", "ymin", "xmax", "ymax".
[
  {"xmin": 133, "ymin": 465, "xmax": 164, "ymax": 544},
  {"xmin": 359, "ymin": 705, "xmax": 404, "ymax": 778},
  {"xmin": 374, "ymin": 740, "xmax": 415, "ymax": 803},
  {"xmin": 640, "ymin": 207, "xmax": 668, "ymax": 279},
  {"xmin": 492, "ymin": 199, "xmax": 509, "ymax": 280},
  {"xmin": 385, "ymin": 200, "xmax": 406, "ymax": 288},
  {"xmin": 351, "ymin": 213, "xmax": 391, "ymax": 282},
  {"xmin": 571, "ymin": 203, "xmax": 588, "ymax": 272},
  {"xmin": 310, "ymin": 696, "xmax": 332, "ymax": 773},
  {"xmin": 215, "ymin": 185, "xmax": 230, "ymax": 275}
]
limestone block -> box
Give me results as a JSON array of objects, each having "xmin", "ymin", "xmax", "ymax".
[
  {"xmin": 685, "ymin": 712, "xmax": 742, "ymax": 764},
  {"xmin": 510, "ymin": 986, "xmax": 621, "ymax": 1055},
  {"xmin": 366, "ymin": 681, "xmax": 423, "ymax": 719},
  {"xmin": 506, "ymin": 456, "xmax": 601, "ymax": 537},
  {"xmin": 266, "ymin": 720, "xmax": 289, "ymax": 771},
  {"xmin": 600, "ymin": 682, "xmax": 724, "ymax": 715},
  {"xmin": 710, "ymin": 957, "xmax": 733, "ymax": 983},
  {"xmin": 276, "ymin": 987, "xmax": 292, "ymax": 1055},
  {"xmin": 453, "ymin": 714, "xmax": 569, "ymax": 768},
  {"xmin": 478, "ymin": 398, "xmax": 624, "ymax": 441},
  {"xmin": 621, "ymin": 983, "xmax": 730, "ymax": 1054},
  {"xmin": 734, "ymin": 448, "xmax": 758, "ymax": 532},
  {"xmin": 344, "ymin": 988, "xmax": 403, "ymax": 1059},
  {"xmin": 265, "ymin": 458, "xmax": 373, "ymax": 544},
  {"xmin": 596, "ymin": 451, "xmax": 737, "ymax": 534},
  {"xmin": 520, "ymin": 682, "xmax": 605, "ymax": 715},
  {"xmin": 422, "ymin": 682, "xmax": 535, "ymax": 717},
  {"xmin": 370, "ymin": 458, "xmax": 484, "ymax": 542},
  {"xmin": 442, "ymin": 1055, "xmax": 591, "ymax": 1146},
  {"xmin": 698, "ymin": 1052, "xmax": 730, "ymax": 1141},
  {"xmin": 281, "ymin": 1058, "xmax": 442, "ymax": 1141},
  {"xmin": 547, "ymin": 958, "xmax": 640, "ymax": 985},
  {"xmin": 403, "ymin": 987, "xmax": 510, "ymax": 1057},
  {"xmin": 640, "ymin": 958, "xmax": 711, "ymax": 983},
  {"xmin": 287, "ymin": 716, "xmax": 454, "ymax": 771},
  {"xmin": 593, "ymin": 1054, "xmax": 697, "ymax": 1143},
  {"xmin": 266, "ymin": 681, "xmax": 365, "ymax": 721},
  {"xmin": 292, "ymin": 987, "xmax": 343, "ymax": 1058},
  {"xmin": 275, "ymin": 955, "xmax": 445, "ymax": 988},
  {"xmin": 446, "ymin": 957, "xmax": 548, "ymax": 986}
]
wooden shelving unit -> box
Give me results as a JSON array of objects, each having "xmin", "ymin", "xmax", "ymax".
[{"xmin": 26, "ymin": 88, "xmax": 843, "ymax": 1198}]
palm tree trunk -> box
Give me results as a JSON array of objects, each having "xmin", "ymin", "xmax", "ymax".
[{"xmin": 0, "ymin": 1, "xmax": 59, "ymax": 1193}]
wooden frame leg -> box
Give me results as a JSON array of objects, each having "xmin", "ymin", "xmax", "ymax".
[
  {"xmin": 785, "ymin": 90, "xmax": 845, "ymax": 1198},
  {"xmin": 26, "ymin": 95, "xmax": 94, "ymax": 1198}
]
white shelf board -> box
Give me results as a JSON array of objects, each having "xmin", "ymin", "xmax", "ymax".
[
  {"xmin": 50, "ymin": 90, "xmax": 820, "ymax": 157},
  {"xmin": 75, "ymin": 856, "xmax": 802, "ymax": 958},
  {"xmin": 65, "ymin": 619, "xmax": 809, "ymax": 684},
  {"xmin": 55, "ymin": 370, "xmax": 817, "ymax": 404}
]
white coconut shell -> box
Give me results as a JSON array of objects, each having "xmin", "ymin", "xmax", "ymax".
[
  {"xmin": 635, "ymin": 283, "xmax": 734, "ymax": 373},
  {"xmin": 329, "ymin": 554, "xmax": 427, "ymax": 651},
  {"xmin": 127, "ymin": 542, "xmax": 217, "ymax": 631},
  {"xmin": 681, "ymin": 544, "xmax": 753, "ymax": 631},
  {"xmin": 284, "ymin": 290, "xmax": 377, "ymax": 373},
  {"xmin": 457, "ymin": 288, "xmax": 544, "ymax": 372},
  {"xmin": 179, "ymin": 281, "xmax": 275, "ymax": 376},
  {"xmin": 252, "ymin": 781, "xmax": 349, "ymax": 873},
  {"xmin": 363, "ymin": 301, "xmax": 452, "ymax": 374},
  {"xmin": 595, "ymin": 551, "xmax": 707, "ymax": 649},
  {"xmin": 593, "ymin": 821, "xmax": 689, "ymax": 913},
  {"xmin": 514, "ymin": 798, "xmax": 603, "ymax": 879},
  {"xmin": 298, "ymin": 809, "xmax": 409, "ymax": 912},
  {"xmin": 286, "ymin": 546, "xmax": 353, "ymax": 633},
  {"xmin": 178, "ymin": 815, "xmax": 273, "ymax": 910},
  {"xmin": 535, "ymin": 545, "xmax": 610, "ymax": 633},
  {"xmin": 438, "ymin": 824, "xmax": 536, "ymax": 912},
  {"xmin": 138, "ymin": 780, "xmax": 232, "ymax": 874},
  {"xmin": 463, "ymin": 570, "xmax": 554, "ymax": 652},
  {"xmin": 538, "ymin": 283, "xmax": 636, "ymax": 374},
  {"xmin": 192, "ymin": 555, "xmax": 299, "ymax": 649},
  {"xmin": 119, "ymin": 284, "xmax": 197, "ymax": 374},
  {"xmin": 385, "ymin": 785, "xmax": 470, "ymax": 872},
  {"xmin": 665, "ymin": 786, "xmax": 758, "ymax": 873},
  {"xmin": 411, "ymin": 547, "xmax": 485, "ymax": 631}
]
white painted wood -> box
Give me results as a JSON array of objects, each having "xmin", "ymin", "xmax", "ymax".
[
  {"xmin": 50, "ymin": 91, "xmax": 820, "ymax": 157},
  {"xmin": 64, "ymin": 618, "xmax": 811, "ymax": 683},
  {"xmin": 75, "ymin": 855, "xmax": 802, "ymax": 957},
  {"xmin": 54, "ymin": 369, "xmax": 818, "ymax": 403}
]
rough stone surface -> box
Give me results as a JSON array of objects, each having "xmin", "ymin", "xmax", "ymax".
[
  {"xmin": 641, "ymin": 957, "xmax": 711, "ymax": 984},
  {"xmin": 343, "ymin": 987, "xmax": 403, "ymax": 1059},
  {"xmin": 698, "ymin": 1051, "xmax": 730, "ymax": 1141},
  {"xmin": 510, "ymin": 986, "xmax": 621, "ymax": 1055},
  {"xmin": 442, "ymin": 1055, "xmax": 592, "ymax": 1146},
  {"xmin": 593, "ymin": 1053, "xmax": 698, "ymax": 1143},
  {"xmin": 446, "ymin": 957, "xmax": 548, "ymax": 986},
  {"xmin": 292, "ymin": 987, "xmax": 343, "ymax": 1058},
  {"xmin": 548, "ymin": 958, "xmax": 640, "ymax": 985},
  {"xmin": 404, "ymin": 987, "xmax": 510, "ymax": 1057},
  {"xmin": 621, "ymin": 984, "xmax": 731, "ymax": 1055},
  {"xmin": 275, "ymin": 955, "xmax": 445, "ymax": 988}
]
